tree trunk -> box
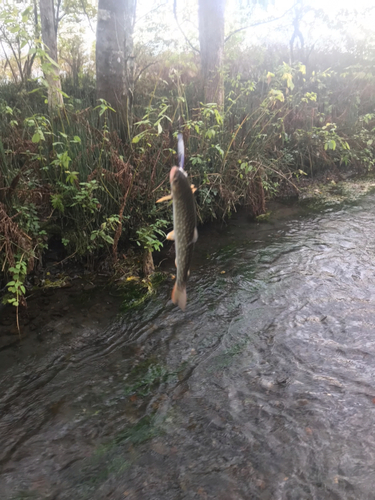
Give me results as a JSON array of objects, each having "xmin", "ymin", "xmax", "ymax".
[
  {"xmin": 123, "ymin": 0, "xmax": 136, "ymax": 140},
  {"xmin": 39, "ymin": 0, "xmax": 63, "ymax": 112},
  {"xmin": 142, "ymin": 250, "xmax": 155, "ymax": 277},
  {"xmin": 96, "ymin": 0, "xmax": 127, "ymax": 136},
  {"xmin": 198, "ymin": 0, "xmax": 225, "ymax": 108}
]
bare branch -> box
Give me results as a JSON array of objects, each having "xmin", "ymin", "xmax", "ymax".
[
  {"xmin": 57, "ymin": 13, "xmax": 67, "ymax": 24},
  {"xmin": 134, "ymin": 61, "xmax": 158, "ymax": 85},
  {"xmin": 0, "ymin": 39, "xmax": 18, "ymax": 82},
  {"xmin": 132, "ymin": 0, "xmax": 138, "ymax": 32},
  {"xmin": 80, "ymin": 0, "xmax": 94, "ymax": 33},
  {"xmin": 33, "ymin": 0, "xmax": 39, "ymax": 36},
  {"xmin": 224, "ymin": 3, "xmax": 298, "ymax": 44},
  {"xmin": 55, "ymin": 0, "xmax": 62, "ymax": 34},
  {"xmin": 135, "ymin": 1, "xmax": 169, "ymax": 24},
  {"xmin": 173, "ymin": 0, "xmax": 199, "ymax": 54},
  {"xmin": 0, "ymin": 27, "xmax": 23, "ymax": 81}
]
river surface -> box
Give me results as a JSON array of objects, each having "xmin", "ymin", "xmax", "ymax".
[{"xmin": 2, "ymin": 195, "xmax": 375, "ymax": 499}]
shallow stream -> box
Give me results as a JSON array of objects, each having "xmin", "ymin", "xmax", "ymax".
[{"xmin": 2, "ymin": 195, "xmax": 375, "ymax": 499}]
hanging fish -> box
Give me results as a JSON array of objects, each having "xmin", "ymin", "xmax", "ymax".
[
  {"xmin": 167, "ymin": 164, "xmax": 198, "ymax": 310},
  {"xmin": 158, "ymin": 133, "xmax": 197, "ymax": 310}
]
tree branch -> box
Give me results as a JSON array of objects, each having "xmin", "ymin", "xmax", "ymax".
[
  {"xmin": 0, "ymin": 28, "xmax": 23, "ymax": 81},
  {"xmin": 224, "ymin": 3, "xmax": 298, "ymax": 44},
  {"xmin": 132, "ymin": 0, "xmax": 137, "ymax": 32},
  {"xmin": 57, "ymin": 13, "xmax": 67, "ymax": 24},
  {"xmin": 80, "ymin": 0, "xmax": 94, "ymax": 33},
  {"xmin": 135, "ymin": 1, "xmax": 169, "ymax": 24},
  {"xmin": 0, "ymin": 39, "xmax": 18, "ymax": 82},
  {"xmin": 134, "ymin": 61, "xmax": 158, "ymax": 85},
  {"xmin": 55, "ymin": 0, "xmax": 62, "ymax": 34},
  {"xmin": 173, "ymin": 0, "xmax": 199, "ymax": 54}
]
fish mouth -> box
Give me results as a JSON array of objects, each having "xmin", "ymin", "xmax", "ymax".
[{"xmin": 170, "ymin": 166, "xmax": 179, "ymax": 185}]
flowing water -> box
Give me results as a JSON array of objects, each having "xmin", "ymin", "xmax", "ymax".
[{"xmin": 2, "ymin": 195, "xmax": 375, "ymax": 500}]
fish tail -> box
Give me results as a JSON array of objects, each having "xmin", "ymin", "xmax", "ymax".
[{"xmin": 172, "ymin": 283, "xmax": 187, "ymax": 311}]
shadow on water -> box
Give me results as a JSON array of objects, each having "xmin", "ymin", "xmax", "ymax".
[{"xmin": 2, "ymin": 197, "xmax": 375, "ymax": 499}]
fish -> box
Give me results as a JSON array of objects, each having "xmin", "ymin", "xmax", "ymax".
[
  {"xmin": 156, "ymin": 184, "xmax": 197, "ymax": 203},
  {"xmin": 167, "ymin": 166, "xmax": 198, "ymax": 311}
]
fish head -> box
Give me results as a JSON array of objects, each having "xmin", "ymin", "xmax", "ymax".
[
  {"xmin": 170, "ymin": 166, "xmax": 188, "ymax": 194},
  {"xmin": 169, "ymin": 166, "xmax": 180, "ymax": 186}
]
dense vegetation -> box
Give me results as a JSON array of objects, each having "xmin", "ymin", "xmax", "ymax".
[{"xmin": 1, "ymin": 0, "xmax": 375, "ymax": 311}]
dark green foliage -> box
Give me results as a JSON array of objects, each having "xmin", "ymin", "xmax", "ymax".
[{"xmin": 1, "ymin": 44, "xmax": 375, "ymax": 293}]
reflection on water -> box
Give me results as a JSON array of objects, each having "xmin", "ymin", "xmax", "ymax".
[{"xmin": 2, "ymin": 198, "xmax": 375, "ymax": 499}]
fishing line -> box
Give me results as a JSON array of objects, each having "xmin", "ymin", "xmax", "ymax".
[{"xmin": 178, "ymin": 132, "xmax": 185, "ymax": 171}]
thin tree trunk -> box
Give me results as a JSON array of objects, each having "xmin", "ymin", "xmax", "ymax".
[
  {"xmin": 198, "ymin": 0, "xmax": 225, "ymax": 108},
  {"xmin": 96, "ymin": 0, "xmax": 126, "ymax": 135},
  {"xmin": 123, "ymin": 0, "xmax": 136, "ymax": 140},
  {"xmin": 39, "ymin": 0, "xmax": 64, "ymax": 112}
]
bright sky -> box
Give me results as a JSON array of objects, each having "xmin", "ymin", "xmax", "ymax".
[
  {"xmin": 4, "ymin": 0, "xmax": 373, "ymax": 63},
  {"xmin": 132, "ymin": 0, "xmax": 375, "ymax": 53},
  {"xmin": 225, "ymin": 0, "xmax": 375, "ymax": 48}
]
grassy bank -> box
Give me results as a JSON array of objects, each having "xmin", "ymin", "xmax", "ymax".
[{"xmin": 1, "ymin": 46, "xmax": 375, "ymax": 307}]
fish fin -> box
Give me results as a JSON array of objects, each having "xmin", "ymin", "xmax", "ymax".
[
  {"xmin": 172, "ymin": 283, "xmax": 187, "ymax": 311},
  {"xmin": 166, "ymin": 230, "xmax": 175, "ymax": 241},
  {"xmin": 192, "ymin": 227, "xmax": 198, "ymax": 243},
  {"xmin": 156, "ymin": 194, "xmax": 172, "ymax": 203}
]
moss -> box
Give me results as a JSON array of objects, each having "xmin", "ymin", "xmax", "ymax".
[
  {"xmin": 124, "ymin": 355, "xmax": 181, "ymax": 397},
  {"xmin": 114, "ymin": 414, "xmax": 162, "ymax": 445},
  {"xmin": 119, "ymin": 272, "xmax": 167, "ymax": 312},
  {"xmin": 255, "ymin": 211, "xmax": 272, "ymax": 222},
  {"xmin": 10, "ymin": 494, "xmax": 39, "ymax": 500},
  {"xmin": 299, "ymin": 177, "xmax": 375, "ymax": 209},
  {"xmin": 124, "ymin": 363, "xmax": 170, "ymax": 397},
  {"xmin": 208, "ymin": 338, "xmax": 250, "ymax": 373}
]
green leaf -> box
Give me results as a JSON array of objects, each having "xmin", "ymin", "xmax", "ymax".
[
  {"xmin": 103, "ymin": 235, "xmax": 114, "ymax": 244},
  {"xmin": 41, "ymin": 63, "xmax": 51, "ymax": 74},
  {"xmin": 32, "ymin": 132, "xmax": 41, "ymax": 143},
  {"xmin": 45, "ymin": 54, "xmax": 59, "ymax": 67},
  {"xmin": 28, "ymin": 87, "xmax": 42, "ymax": 94},
  {"xmin": 132, "ymin": 134, "xmax": 142, "ymax": 144}
]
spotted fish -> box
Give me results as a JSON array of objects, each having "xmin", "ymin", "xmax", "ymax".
[{"xmin": 167, "ymin": 166, "xmax": 198, "ymax": 310}]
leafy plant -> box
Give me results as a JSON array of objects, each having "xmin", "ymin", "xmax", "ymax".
[
  {"xmin": 71, "ymin": 180, "xmax": 101, "ymax": 214},
  {"xmin": 4, "ymin": 257, "xmax": 27, "ymax": 308},
  {"xmin": 135, "ymin": 219, "xmax": 168, "ymax": 253},
  {"xmin": 89, "ymin": 215, "xmax": 120, "ymax": 249}
]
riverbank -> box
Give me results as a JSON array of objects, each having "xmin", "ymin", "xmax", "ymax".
[
  {"xmin": 2, "ymin": 172, "xmax": 375, "ymax": 346},
  {"xmin": 2, "ymin": 184, "xmax": 375, "ymax": 499}
]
